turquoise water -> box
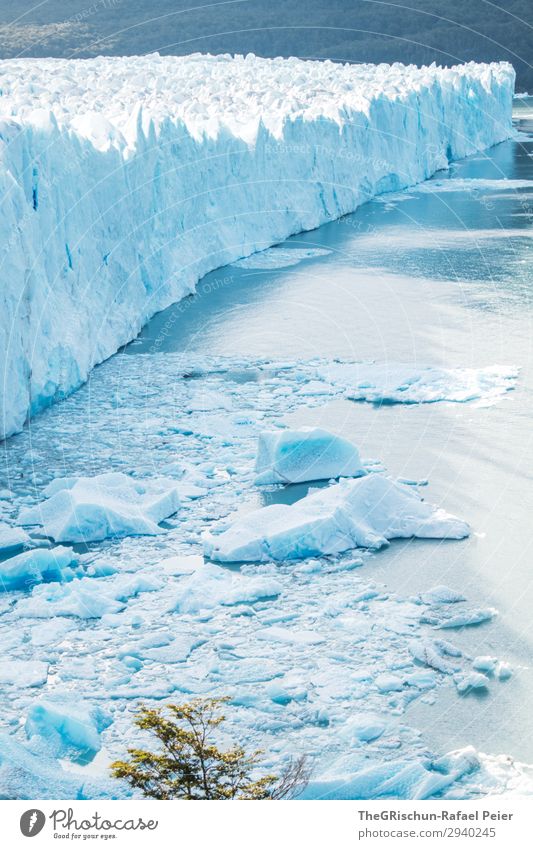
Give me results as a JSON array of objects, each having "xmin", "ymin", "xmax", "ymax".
[{"xmin": 127, "ymin": 100, "xmax": 533, "ymax": 762}]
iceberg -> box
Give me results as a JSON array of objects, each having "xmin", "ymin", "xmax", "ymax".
[
  {"xmin": 204, "ymin": 474, "xmax": 470, "ymax": 562},
  {"xmin": 254, "ymin": 426, "xmax": 365, "ymax": 484},
  {"xmin": 0, "ymin": 546, "xmax": 78, "ymax": 591},
  {"xmin": 0, "ymin": 55, "xmax": 514, "ymax": 438},
  {"xmin": 25, "ymin": 698, "xmax": 112, "ymax": 761},
  {"xmin": 18, "ymin": 472, "xmax": 180, "ymax": 543}
]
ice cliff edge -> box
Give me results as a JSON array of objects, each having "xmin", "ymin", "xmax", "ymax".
[{"xmin": 0, "ymin": 54, "xmax": 515, "ymax": 438}]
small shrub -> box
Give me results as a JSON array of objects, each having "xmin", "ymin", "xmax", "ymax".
[{"xmin": 111, "ymin": 697, "xmax": 310, "ymax": 800}]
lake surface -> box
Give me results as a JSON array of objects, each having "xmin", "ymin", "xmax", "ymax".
[{"xmin": 128, "ymin": 98, "xmax": 533, "ymax": 762}]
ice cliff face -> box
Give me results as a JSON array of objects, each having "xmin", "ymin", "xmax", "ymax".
[{"xmin": 0, "ymin": 53, "xmax": 515, "ymax": 439}]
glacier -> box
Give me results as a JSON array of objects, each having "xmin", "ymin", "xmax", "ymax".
[{"xmin": 0, "ymin": 53, "xmax": 514, "ymax": 439}]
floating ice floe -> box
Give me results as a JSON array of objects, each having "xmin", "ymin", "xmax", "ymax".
[
  {"xmin": 456, "ymin": 672, "xmax": 491, "ymax": 694},
  {"xmin": 315, "ymin": 362, "xmax": 518, "ymax": 406},
  {"xmin": 25, "ymin": 698, "xmax": 112, "ymax": 761},
  {"xmin": 17, "ymin": 472, "xmax": 180, "ymax": 543},
  {"xmin": 14, "ymin": 573, "xmax": 162, "ymax": 619},
  {"xmin": 418, "ymin": 585, "xmax": 466, "ymax": 605},
  {"xmin": 170, "ymin": 562, "xmax": 283, "ymax": 615},
  {"xmin": 254, "ymin": 426, "xmax": 366, "ymax": 485},
  {"xmin": 299, "ymin": 746, "xmax": 481, "ymax": 800},
  {"xmin": 231, "ymin": 246, "xmax": 331, "ymax": 269},
  {"xmin": 421, "ymin": 606, "xmax": 496, "ymax": 629},
  {"xmin": 0, "ymin": 522, "xmax": 30, "ymax": 553},
  {"xmin": 0, "ymin": 733, "xmax": 125, "ymax": 799},
  {"xmin": 204, "ymin": 474, "xmax": 470, "ymax": 562},
  {"xmin": 0, "ymin": 660, "xmax": 49, "ymax": 687},
  {"xmin": 408, "ymin": 638, "xmax": 462, "ymax": 675},
  {"xmin": 118, "ymin": 631, "xmax": 204, "ymax": 664},
  {"xmin": 0, "ymin": 546, "xmax": 78, "ymax": 592}
]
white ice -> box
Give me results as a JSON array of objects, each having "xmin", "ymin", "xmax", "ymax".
[
  {"xmin": 17, "ymin": 472, "xmax": 180, "ymax": 543},
  {"xmin": 315, "ymin": 362, "xmax": 518, "ymax": 406},
  {"xmin": 0, "ymin": 55, "xmax": 514, "ymax": 437},
  {"xmin": 254, "ymin": 426, "xmax": 365, "ymax": 484},
  {"xmin": 0, "ymin": 522, "xmax": 30, "ymax": 553},
  {"xmin": 170, "ymin": 562, "xmax": 283, "ymax": 614},
  {"xmin": 0, "ymin": 546, "xmax": 78, "ymax": 591},
  {"xmin": 25, "ymin": 698, "xmax": 112, "ymax": 760},
  {"xmin": 204, "ymin": 474, "xmax": 470, "ymax": 562}
]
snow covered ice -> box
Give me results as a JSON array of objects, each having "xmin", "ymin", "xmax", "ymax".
[
  {"xmin": 0, "ymin": 54, "xmax": 514, "ymax": 438},
  {"xmin": 254, "ymin": 426, "xmax": 366, "ymax": 484},
  {"xmin": 315, "ymin": 362, "xmax": 518, "ymax": 406},
  {"xmin": 17, "ymin": 472, "xmax": 180, "ymax": 543},
  {"xmin": 204, "ymin": 474, "xmax": 470, "ymax": 562}
]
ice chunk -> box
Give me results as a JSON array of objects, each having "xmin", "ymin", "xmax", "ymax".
[
  {"xmin": 375, "ymin": 673, "xmax": 404, "ymax": 692},
  {"xmin": 300, "ymin": 746, "xmax": 480, "ymax": 800},
  {"xmin": 254, "ymin": 426, "xmax": 365, "ymax": 484},
  {"xmin": 408, "ymin": 638, "xmax": 462, "ymax": 674},
  {"xmin": 170, "ymin": 563, "xmax": 282, "ymax": 615},
  {"xmin": 0, "ymin": 546, "xmax": 78, "ymax": 591},
  {"xmin": 316, "ymin": 362, "xmax": 518, "ymax": 406},
  {"xmin": 421, "ymin": 606, "xmax": 496, "ymax": 629},
  {"xmin": 204, "ymin": 475, "xmax": 469, "ymax": 562},
  {"xmin": 343, "ymin": 714, "xmax": 386, "ymax": 742},
  {"xmin": 15, "ymin": 573, "xmax": 161, "ymax": 619},
  {"xmin": 0, "ymin": 522, "xmax": 30, "ymax": 553},
  {"xmin": 0, "ymin": 661, "xmax": 48, "ymax": 687},
  {"xmin": 18, "ymin": 472, "xmax": 180, "ymax": 543},
  {"xmin": 456, "ymin": 672, "xmax": 490, "ymax": 694},
  {"xmin": 496, "ymin": 662, "xmax": 513, "ymax": 681},
  {"xmin": 26, "ymin": 698, "xmax": 112, "ymax": 761},
  {"xmin": 160, "ymin": 553, "xmax": 204, "ymax": 575},
  {"xmin": 419, "ymin": 586, "xmax": 466, "ymax": 605},
  {"xmin": 472, "ymin": 656, "xmax": 498, "ymax": 674},
  {"xmin": 0, "ymin": 733, "xmax": 125, "ymax": 799}
]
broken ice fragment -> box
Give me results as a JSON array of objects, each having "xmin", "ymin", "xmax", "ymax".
[
  {"xmin": 204, "ymin": 474, "xmax": 469, "ymax": 563},
  {"xmin": 254, "ymin": 426, "xmax": 365, "ymax": 485},
  {"xmin": 456, "ymin": 672, "xmax": 490, "ymax": 694},
  {"xmin": 0, "ymin": 546, "xmax": 79, "ymax": 592},
  {"xmin": 18, "ymin": 472, "xmax": 180, "ymax": 543}
]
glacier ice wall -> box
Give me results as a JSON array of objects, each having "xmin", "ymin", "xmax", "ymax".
[{"xmin": 0, "ymin": 54, "xmax": 515, "ymax": 438}]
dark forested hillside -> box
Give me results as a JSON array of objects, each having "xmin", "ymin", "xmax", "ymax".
[{"xmin": 0, "ymin": 0, "xmax": 531, "ymax": 91}]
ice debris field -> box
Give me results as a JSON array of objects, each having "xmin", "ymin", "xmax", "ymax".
[
  {"xmin": 0, "ymin": 53, "xmax": 527, "ymax": 800},
  {"xmin": 0, "ymin": 345, "xmax": 526, "ymax": 800},
  {"xmin": 0, "ymin": 53, "xmax": 515, "ymax": 439}
]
